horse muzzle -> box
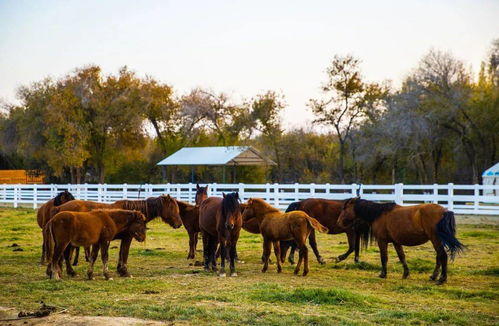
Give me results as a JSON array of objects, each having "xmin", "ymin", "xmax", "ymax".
[{"xmin": 225, "ymin": 223, "xmax": 235, "ymax": 230}]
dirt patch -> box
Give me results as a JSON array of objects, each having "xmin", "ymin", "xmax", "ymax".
[{"xmin": 0, "ymin": 307, "xmax": 168, "ymax": 326}]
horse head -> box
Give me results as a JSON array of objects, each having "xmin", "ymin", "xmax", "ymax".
[
  {"xmin": 129, "ymin": 210, "xmax": 147, "ymax": 242},
  {"xmin": 221, "ymin": 192, "xmax": 241, "ymax": 230},
  {"xmin": 157, "ymin": 195, "xmax": 182, "ymax": 229},
  {"xmin": 54, "ymin": 190, "xmax": 75, "ymax": 206},
  {"xmin": 338, "ymin": 197, "xmax": 360, "ymax": 228},
  {"xmin": 195, "ymin": 184, "xmax": 209, "ymax": 206}
]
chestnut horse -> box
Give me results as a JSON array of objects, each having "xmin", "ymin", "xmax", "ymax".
[
  {"xmin": 37, "ymin": 191, "xmax": 75, "ymax": 265},
  {"xmin": 195, "ymin": 184, "xmax": 209, "ymax": 205},
  {"xmin": 199, "ymin": 192, "xmax": 242, "ymax": 277},
  {"xmin": 338, "ymin": 198, "xmax": 465, "ymax": 284},
  {"xmin": 242, "ymin": 198, "xmax": 328, "ymax": 276},
  {"xmin": 47, "ymin": 209, "xmax": 146, "ymax": 280},
  {"xmin": 50, "ymin": 194, "xmax": 181, "ymax": 277}
]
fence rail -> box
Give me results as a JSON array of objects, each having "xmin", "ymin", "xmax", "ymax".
[{"xmin": 0, "ymin": 183, "xmax": 498, "ymax": 215}]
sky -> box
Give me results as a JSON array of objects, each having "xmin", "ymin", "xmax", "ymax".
[{"xmin": 1, "ymin": 0, "xmax": 498, "ymax": 129}]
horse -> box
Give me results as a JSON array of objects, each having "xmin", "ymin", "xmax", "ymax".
[
  {"xmin": 36, "ymin": 190, "xmax": 75, "ymax": 265},
  {"xmin": 199, "ymin": 192, "xmax": 242, "ymax": 277},
  {"xmin": 195, "ymin": 184, "xmax": 209, "ymax": 205},
  {"xmin": 50, "ymin": 194, "xmax": 181, "ymax": 277},
  {"xmin": 177, "ymin": 200, "xmax": 201, "ymax": 259},
  {"xmin": 281, "ymin": 199, "xmax": 363, "ymax": 265},
  {"xmin": 338, "ymin": 198, "xmax": 465, "ymax": 284},
  {"xmin": 242, "ymin": 198, "xmax": 328, "ymax": 276},
  {"xmin": 46, "ymin": 209, "xmax": 147, "ymax": 280}
]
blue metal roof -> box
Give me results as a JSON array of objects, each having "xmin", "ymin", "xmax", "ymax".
[{"xmin": 482, "ymin": 162, "xmax": 499, "ymax": 177}]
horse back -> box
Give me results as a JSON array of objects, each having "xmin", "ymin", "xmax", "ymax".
[{"xmin": 300, "ymin": 198, "xmax": 343, "ymax": 233}]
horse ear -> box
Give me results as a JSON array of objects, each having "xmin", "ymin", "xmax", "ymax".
[
  {"xmin": 196, "ymin": 184, "xmax": 200, "ymax": 190},
  {"xmin": 235, "ymin": 192, "xmax": 240, "ymax": 200},
  {"xmin": 222, "ymin": 192, "xmax": 226, "ymax": 198},
  {"xmin": 204, "ymin": 186, "xmax": 208, "ymax": 193}
]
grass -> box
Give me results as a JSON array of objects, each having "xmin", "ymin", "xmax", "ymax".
[{"xmin": 0, "ymin": 207, "xmax": 498, "ymax": 325}]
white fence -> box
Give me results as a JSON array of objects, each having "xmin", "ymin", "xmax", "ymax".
[{"xmin": 0, "ymin": 183, "xmax": 498, "ymax": 215}]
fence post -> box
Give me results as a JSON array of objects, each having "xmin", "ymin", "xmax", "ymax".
[
  {"xmin": 13, "ymin": 185, "xmax": 18, "ymax": 208},
  {"xmin": 310, "ymin": 183, "xmax": 315, "ymax": 197},
  {"xmin": 123, "ymin": 183, "xmax": 127, "ymax": 199},
  {"xmin": 33, "ymin": 185, "xmax": 37, "ymax": 209},
  {"xmin": 474, "ymin": 184, "xmax": 480, "ymax": 213},
  {"xmin": 447, "ymin": 183, "xmax": 454, "ymax": 211},
  {"xmin": 351, "ymin": 183, "xmax": 358, "ymax": 198},
  {"xmin": 238, "ymin": 183, "xmax": 245, "ymax": 201},
  {"xmin": 188, "ymin": 183, "xmax": 193, "ymax": 203},
  {"xmin": 97, "ymin": 184, "xmax": 102, "ymax": 202},
  {"xmin": 84, "ymin": 183, "xmax": 88, "ymax": 201},
  {"xmin": 433, "ymin": 184, "xmax": 438, "ymax": 204},
  {"xmin": 394, "ymin": 183, "xmax": 403, "ymax": 205},
  {"xmin": 210, "ymin": 183, "xmax": 216, "ymax": 197},
  {"xmin": 274, "ymin": 183, "xmax": 279, "ymax": 207},
  {"xmin": 295, "ymin": 183, "xmax": 299, "ymax": 201}
]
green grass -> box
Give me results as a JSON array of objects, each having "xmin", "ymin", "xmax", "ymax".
[{"xmin": 0, "ymin": 207, "xmax": 498, "ymax": 325}]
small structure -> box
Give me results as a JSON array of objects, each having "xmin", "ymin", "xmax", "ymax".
[
  {"xmin": 157, "ymin": 146, "xmax": 276, "ymax": 182},
  {"xmin": 482, "ymin": 162, "xmax": 499, "ymax": 196},
  {"xmin": 0, "ymin": 170, "xmax": 44, "ymax": 184}
]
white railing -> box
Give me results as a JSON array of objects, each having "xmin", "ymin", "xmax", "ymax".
[{"xmin": 0, "ymin": 183, "xmax": 498, "ymax": 215}]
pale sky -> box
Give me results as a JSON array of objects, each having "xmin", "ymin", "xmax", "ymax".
[{"xmin": 1, "ymin": 0, "xmax": 498, "ymax": 129}]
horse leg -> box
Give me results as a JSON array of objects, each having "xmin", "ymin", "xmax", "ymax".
[
  {"xmin": 50, "ymin": 242, "xmax": 67, "ymax": 280},
  {"xmin": 64, "ymin": 246, "xmax": 77, "ymax": 277},
  {"xmin": 294, "ymin": 245, "xmax": 304, "ymax": 275},
  {"xmin": 84, "ymin": 246, "xmax": 90, "ymax": 262},
  {"xmin": 288, "ymin": 241, "xmax": 297, "ymax": 265},
  {"xmin": 378, "ymin": 240, "xmax": 388, "ymax": 278},
  {"xmin": 219, "ymin": 240, "xmax": 226, "ymax": 277},
  {"xmin": 117, "ymin": 237, "xmax": 132, "ymax": 277},
  {"xmin": 101, "ymin": 241, "xmax": 112, "ymax": 280},
  {"xmin": 273, "ymin": 241, "xmax": 282, "ymax": 273},
  {"xmin": 336, "ymin": 230, "xmax": 355, "ymax": 263},
  {"xmin": 87, "ymin": 243, "xmax": 100, "ymax": 280},
  {"xmin": 72, "ymin": 247, "xmax": 80, "ymax": 266},
  {"xmin": 193, "ymin": 232, "xmax": 199, "ymax": 258},
  {"xmin": 308, "ymin": 230, "xmax": 324, "ymax": 264},
  {"xmin": 229, "ymin": 244, "xmax": 237, "ymax": 277},
  {"xmin": 394, "ymin": 243, "xmax": 409, "ymax": 279},
  {"xmin": 187, "ymin": 232, "xmax": 195, "ymax": 259},
  {"xmin": 202, "ymin": 233, "xmax": 210, "ymax": 272},
  {"xmin": 354, "ymin": 231, "xmax": 360, "ymax": 263},
  {"xmin": 40, "ymin": 228, "xmax": 47, "ymax": 265},
  {"xmin": 262, "ymin": 239, "xmax": 272, "ymax": 273},
  {"xmin": 436, "ymin": 246, "xmax": 448, "ymax": 285},
  {"xmin": 210, "ymin": 237, "xmax": 218, "ymax": 272},
  {"xmin": 430, "ymin": 252, "xmax": 441, "ymax": 281}
]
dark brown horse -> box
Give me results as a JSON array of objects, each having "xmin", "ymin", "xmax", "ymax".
[
  {"xmin": 338, "ymin": 198, "xmax": 465, "ymax": 284},
  {"xmin": 199, "ymin": 192, "xmax": 242, "ymax": 277},
  {"xmin": 195, "ymin": 184, "xmax": 209, "ymax": 205},
  {"xmin": 279, "ymin": 199, "xmax": 362, "ymax": 265},
  {"xmin": 47, "ymin": 209, "xmax": 146, "ymax": 280},
  {"xmin": 37, "ymin": 191, "xmax": 75, "ymax": 265},
  {"xmin": 177, "ymin": 200, "xmax": 201, "ymax": 259},
  {"xmin": 242, "ymin": 198, "xmax": 328, "ymax": 276},
  {"xmin": 50, "ymin": 195, "xmax": 181, "ymax": 277}
]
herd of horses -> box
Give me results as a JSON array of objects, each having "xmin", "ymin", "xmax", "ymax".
[{"xmin": 37, "ymin": 184, "xmax": 465, "ymax": 284}]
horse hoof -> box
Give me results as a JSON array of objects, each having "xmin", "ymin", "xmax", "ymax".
[
  {"xmin": 379, "ymin": 273, "xmax": 387, "ymax": 279},
  {"xmin": 335, "ymin": 257, "xmax": 341, "ymax": 263},
  {"xmin": 230, "ymin": 272, "xmax": 238, "ymax": 277},
  {"xmin": 106, "ymin": 277, "xmax": 114, "ymax": 281},
  {"xmin": 261, "ymin": 269, "xmax": 267, "ymax": 273},
  {"xmin": 294, "ymin": 270, "xmax": 299, "ymax": 275},
  {"xmin": 218, "ymin": 273, "xmax": 226, "ymax": 277},
  {"xmin": 318, "ymin": 259, "xmax": 326, "ymax": 265},
  {"xmin": 354, "ymin": 258, "xmax": 360, "ymax": 264},
  {"xmin": 402, "ymin": 273, "xmax": 410, "ymax": 279},
  {"xmin": 436, "ymin": 279, "xmax": 447, "ymax": 285}
]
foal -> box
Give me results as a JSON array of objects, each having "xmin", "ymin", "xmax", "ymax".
[
  {"xmin": 199, "ymin": 192, "xmax": 242, "ymax": 277},
  {"xmin": 242, "ymin": 198, "xmax": 328, "ymax": 276},
  {"xmin": 47, "ymin": 209, "xmax": 146, "ymax": 280},
  {"xmin": 338, "ymin": 198, "xmax": 465, "ymax": 284}
]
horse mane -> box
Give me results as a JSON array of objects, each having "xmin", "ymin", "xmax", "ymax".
[
  {"xmin": 351, "ymin": 198, "xmax": 397, "ymax": 223},
  {"xmin": 285, "ymin": 201, "xmax": 301, "ymax": 213},
  {"xmin": 176, "ymin": 200, "xmax": 195, "ymax": 214},
  {"xmin": 120, "ymin": 195, "xmax": 169, "ymax": 221},
  {"xmin": 54, "ymin": 191, "xmax": 75, "ymax": 206},
  {"xmin": 221, "ymin": 192, "xmax": 241, "ymax": 223},
  {"xmin": 252, "ymin": 198, "xmax": 280, "ymax": 213}
]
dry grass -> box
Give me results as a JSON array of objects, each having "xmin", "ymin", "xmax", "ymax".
[{"xmin": 0, "ymin": 208, "xmax": 497, "ymax": 325}]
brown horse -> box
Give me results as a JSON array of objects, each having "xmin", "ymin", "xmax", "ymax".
[
  {"xmin": 50, "ymin": 194, "xmax": 181, "ymax": 277},
  {"xmin": 47, "ymin": 209, "xmax": 146, "ymax": 280},
  {"xmin": 199, "ymin": 192, "xmax": 242, "ymax": 276},
  {"xmin": 177, "ymin": 200, "xmax": 201, "ymax": 259},
  {"xmin": 242, "ymin": 198, "xmax": 328, "ymax": 276},
  {"xmin": 338, "ymin": 198, "xmax": 465, "ymax": 284},
  {"xmin": 195, "ymin": 184, "xmax": 209, "ymax": 205},
  {"xmin": 37, "ymin": 191, "xmax": 75, "ymax": 265}
]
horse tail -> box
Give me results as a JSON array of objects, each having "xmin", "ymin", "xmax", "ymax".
[
  {"xmin": 436, "ymin": 211, "xmax": 466, "ymax": 260},
  {"xmin": 304, "ymin": 214, "xmax": 328, "ymax": 233},
  {"xmin": 285, "ymin": 201, "xmax": 301, "ymax": 213},
  {"xmin": 45, "ymin": 221, "xmax": 55, "ymax": 265}
]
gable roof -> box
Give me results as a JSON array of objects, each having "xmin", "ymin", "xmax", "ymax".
[
  {"xmin": 157, "ymin": 146, "xmax": 276, "ymax": 166},
  {"xmin": 483, "ymin": 162, "xmax": 499, "ymax": 177}
]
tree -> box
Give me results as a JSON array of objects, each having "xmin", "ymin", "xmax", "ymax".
[{"xmin": 309, "ymin": 55, "xmax": 386, "ymax": 183}]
